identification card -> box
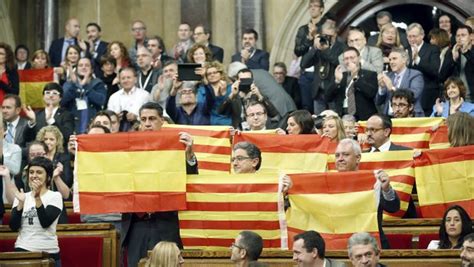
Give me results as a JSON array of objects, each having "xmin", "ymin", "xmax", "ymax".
[{"xmin": 76, "ymin": 98, "xmax": 87, "ymax": 110}]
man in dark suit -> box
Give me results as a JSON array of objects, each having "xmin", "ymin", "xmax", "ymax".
[
  {"xmin": 49, "ymin": 18, "xmax": 89, "ymax": 67},
  {"xmin": 193, "ymin": 24, "xmax": 224, "ymax": 63},
  {"xmin": 231, "ymin": 29, "xmax": 269, "ymax": 71},
  {"xmin": 2, "ymin": 94, "xmax": 35, "ymax": 149},
  {"xmin": 272, "ymin": 62, "xmax": 302, "ymax": 109},
  {"xmin": 121, "ymin": 102, "xmax": 198, "ymax": 267},
  {"xmin": 406, "ymin": 23, "xmax": 440, "ymax": 116},
  {"xmin": 147, "ymin": 35, "xmax": 173, "ymax": 72},
  {"xmin": 335, "ymin": 138, "xmax": 400, "ymax": 249},
  {"xmin": 86, "ymin": 22, "xmax": 109, "ymax": 78},
  {"xmin": 293, "ymin": 230, "xmax": 346, "ymax": 267},
  {"xmin": 301, "ymin": 22, "xmax": 346, "ymax": 114},
  {"xmin": 376, "ymin": 48, "xmax": 424, "ymax": 117},
  {"xmin": 326, "ymin": 47, "xmax": 377, "ymax": 120}
]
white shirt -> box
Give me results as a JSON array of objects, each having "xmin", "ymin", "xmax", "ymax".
[
  {"xmin": 370, "ymin": 140, "xmax": 392, "ymax": 152},
  {"xmin": 6, "ymin": 117, "xmax": 20, "ymax": 140},
  {"xmin": 107, "ymin": 86, "xmax": 151, "ymax": 116},
  {"xmin": 45, "ymin": 107, "xmax": 59, "ymax": 125},
  {"xmin": 427, "ymin": 240, "xmax": 440, "ymax": 249},
  {"xmin": 13, "ymin": 191, "xmax": 63, "ymax": 253}
]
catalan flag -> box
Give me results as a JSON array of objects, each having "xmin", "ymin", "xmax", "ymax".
[
  {"xmin": 233, "ymin": 133, "xmax": 330, "ymax": 173},
  {"xmin": 414, "ymin": 145, "xmax": 474, "ymax": 218},
  {"xmin": 162, "ymin": 125, "xmax": 232, "ymax": 174},
  {"xmin": 429, "ymin": 123, "xmax": 450, "ymax": 149},
  {"xmin": 73, "ymin": 131, "xmax": 187, "ymax": 214},
  {"xmin": 18, "ymin": 68, "xmax": 54, "ymax": 108},
  {"xmin": 287, "ymin": 171, "xmax": 379, "ymax": 249},
  {"xmin": 179, "ymin": 173, "xmax": 286, "ymax": 250},
  {"xmin": 327, "ymin": 150, "xmax": 415, "ymax": 219},
  {"xmin": 358, "ymin": 117, "xmax": 445, "ymax": 149}
]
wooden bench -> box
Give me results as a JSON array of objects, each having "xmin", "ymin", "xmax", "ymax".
[
  {"xmin": 0, "ymin": 223, "xmax": 119, "ymax": 267},
  {"xmin": 139, "ymin": 249, "xmax": 461, "ymax": 266},
  {"xmin": 0, "ymin": 252, "xmax": 54, "ymax": 266}
]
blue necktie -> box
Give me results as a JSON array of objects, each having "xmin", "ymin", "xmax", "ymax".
[{"xmin": 5, "ymin": 123, "xmax": 14, "ymax": 143}]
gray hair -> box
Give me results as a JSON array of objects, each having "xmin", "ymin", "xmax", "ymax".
[
  {"xmin": 348, "ymin": 232, "xmax": 380, "ymax": 257},
  {"xmin": 407, "ymin": 22, "xmax": 425, "ymax": 36},
  {"xmin": 376, "ymin": 11, "xmax": 392, "ymax": 21},
  {"xmin": 390, "ymin": 47, "xmax": 409, "ymax": 65},
  {"xmin": 338, "ymin": 138, "xmax": 361, "ymax": 156},
  {"xmin": 341, "ymin": 114, "xmax": 356, "ymax": 123},
  {"xmin": 233, "ymin": 141, "xmax": 262, "ymax": 170}
]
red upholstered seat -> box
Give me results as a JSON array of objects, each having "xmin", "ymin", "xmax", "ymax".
[
  {"xmin": 59, "ymin": 236, "xmax": 103, "ymax": 267},
  {"xmin": 386, "ymin": 234, "xmax": 413, "ymax": 249},
  {"xmin": 0, "ymin": 239, "xmax": 16, "ymax": 252},
  {"xmin": 2, "ymin": 213, "xmax": 11, "ymax": 225},
  {"xmin": 419, "ymin": 233, "xmax": 439, "ymax": 249},
  {"xmin": 67, "ymin": 212, "xmax": 82, "ymax": 223}
]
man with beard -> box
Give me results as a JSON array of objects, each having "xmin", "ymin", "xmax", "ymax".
[
  {"xmin": 390, "ymin": 89, "xmax": 415, "ymax": 118},
  {"xmin": 461, "ymin": 233, "xmax": 474, "ymax": 267},
  {"xmin": 232, "ymin": 29, "xmax": 269, "ymax": 71},
  {"xmin": 151, "ymin": 61, "xmax": 178, "ymax": 110}
]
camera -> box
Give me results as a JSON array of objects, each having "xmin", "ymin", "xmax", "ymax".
[
  {"xmin": 319, "ymin": 35, "xmax": 332, "ymax": 47},
  {"xmin": 238, "ymin": 78, "xmax": 253, "ymax": 94},
  {"xmin": 313, "ymin": 114, "xmax": 326, "ymax": 130}
]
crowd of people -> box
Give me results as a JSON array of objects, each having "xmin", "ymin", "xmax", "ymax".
[{"xmin": 1, "ymin": 0, "xmax": 474, "ymax": 266}]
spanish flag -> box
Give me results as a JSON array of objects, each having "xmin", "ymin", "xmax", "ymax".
[
  {"xmin": 327, "ymin": 150, "xmax": 415, "ymax": 219},
  {"xmin": 414, "ymin": 145, "xmax": 474, "ymax": 218},
  {"xmin": 179, "ymin": 173, "xmax": 286, "ymax": 250},
  {"xmin": 233, "ymin": 133, "xmax": 330, "ymax": 173},
  {"xmin": 358, "ymin": 117, "xmax": 445, "ymax": 149},
  {"xmin": 163, "ymin": 125, "xmax": 232, "ymax": 173},
  {"xmin": 18, "ymin": 68, "xmax": 54, "ymax": 108},
  {"xmin": 73, "ymin": 131, "xmax": 187, "ymax": 214},
  {"xmin": 287, "ymin": 171, "xmax": 379, "ymax": 249}
]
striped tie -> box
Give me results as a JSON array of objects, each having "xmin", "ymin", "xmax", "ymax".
[{"xmin": 5, "ymin": 123, "xmax": 14, "ymax": 143}]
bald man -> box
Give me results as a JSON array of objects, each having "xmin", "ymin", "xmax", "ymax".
[{"xmin": 49, "ymin": 18, "xmax": 90, "ymax": 67}]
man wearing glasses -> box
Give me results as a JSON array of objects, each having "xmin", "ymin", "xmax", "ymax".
[
  {"xmin": 129, "ymin": 20, "xmax": 148, "ymax": 65},
  {"xmin": 166, "ymin": 80, "xmax": 211, "ymax": 125},
  {"xmin": 390, "ymin": 89, "xmax": 415, "ymax": 118},
  {"xmin": 193, "ymin": 24, "xmax": 224, "ymax": 63},
  {"xmin": 230, "ymin": 231, "xmax": 264, "ymax": 266},
  {"xmin": 365, "ymin": 114, "xmax": 410, "ymax": 152}
]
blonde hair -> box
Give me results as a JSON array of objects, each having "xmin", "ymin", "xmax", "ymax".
[
  {"xmin": 146, "ymin": 241, "xmax": 181, "ymax": 267},
  {"xmin": 204, "ymin": 61, "xmax": 229, "ymax": 84},
  {"xmin": 376, "ymin": 24, "xmax": 401, "ymax": 48},
  {"xmin": 447, "ymin": 112, "xmax": 474, "ymax": 147},
  {"xmin": 36, "ymin": 125, "xmax": 64, "ymax": 154},
  {"xmin": 324, "ymin": 115, "xmax": 347, "ymax": 142}
]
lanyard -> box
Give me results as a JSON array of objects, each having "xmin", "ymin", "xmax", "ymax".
[{"xmin": 138, "ymin": 70, "xmax": 153, "ymax": 90}]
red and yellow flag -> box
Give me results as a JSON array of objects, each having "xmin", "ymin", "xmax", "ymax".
[
  {"xmin": 327, "ymin": 150, "xmax": 415, "ymax": 219},
  {"xmin": 163, "ymin": 125, "xmax": 232, "ymax": 174},
  {"xmin": 287, "ymin": 171, "xmax": 379, "ymax": 249},
  {"xmin": 18, "ymin": 68, "xmax": 54, "ymax": 108},
  {"xmin": 233, "ymin": 133, "xmax": 330, "ymax": 173},
  {"xmin": 73, "ymin": 131, "xmax": 187, "ymax": 214},
  {"xmin": 429, "ymin": 124, "xmax": 450, "ymax": 149},
  {"xmin": 179, "ymin": 173, "xmax": 286, "ymax": 250},
  {"xmin": 414, "ymin": 145, "xmax": 474, "ymax": 218},
  {"xmin": 358, "ymin": 117, "xmax": 445, "ymax": 149}
]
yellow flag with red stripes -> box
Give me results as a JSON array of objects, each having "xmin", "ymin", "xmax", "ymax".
[
  {"xmin": 73, "ymin": 131, "xmax": 187, "ymax": 214},
  {"xmin": 19, "ymin": 68, "xmax": 54, "ymax": 108},
  {"xmin": 327, "ymin": 150, "xmax": 415, "ymax": 219},
  {"xmin": 429, "ymin": 123, "xmax": 450, "ymax": 149},
  {"xmin": 414, "ymin": 145, "xmax": 474, "ymax": 218},
  {"xmin": 163, "ymin": 125, "xmax": 232, "ymax": 174},
  {"xmin": 233, "ymin": 133, "xmax": 331, "ymax": 173},
  {"xmin": 179, "ymin": 173, "xmax": 286, "ymax": 250},
  {"xmin": 358, "ymin": 117, "xmax": 445, "ymax": 149},
  {"xmin": 287, "ymin": 171, "xmax": 379, "ymax": 249}
]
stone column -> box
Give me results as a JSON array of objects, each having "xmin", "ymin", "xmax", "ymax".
[{"xmin": 235, "ymin": 0, "xmax": 265, "ymax": 51}]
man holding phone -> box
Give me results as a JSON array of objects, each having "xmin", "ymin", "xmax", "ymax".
[{"xmin": 231, "ymin": 29, "xmax": 269, "ymax": 71}]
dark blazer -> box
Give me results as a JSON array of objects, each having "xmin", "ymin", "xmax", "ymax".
[
  {"xmin": 408, "ymin": 42, "xmax": 441, "ymax": 115},
  {"xmin": 300, "ymin": 40, "xmax": 346, "ymax": 99},
  {"xmin": 282, "ymin": 76, "xmax": 302, "ymax": 109},
  {"xmin": 10, "ymin": 118, "xmax": 36, "ymax": 148},
  {"xmin": 375, "ymin": 68, "xmax": 425, "ymax": 117},
  {"xmin": 34, "ymin": 107, "xmax": 75, "ymax": 148},
  {"xmin": 389, "ymin": 142, "xmax": 411, "ymax": 151},
  {"xmin": 49, "ymin": 37, "xmax": 90, "ymax": 67},
  {"xmin": 379, "ymin": 190, "xmax": 400, "ymax": 249},
  {"xmin": 15, "ymin": 62, "xmax": 32, "ymax": 70},
  {"xmin": 92, "ymin": 40, "xmax": 109, "ymax": 78},
  {"xmin": 231, "ymin": 49, "xmax": 269, "ymax": 71},
  {"xmin": 208, "ymin": 43, "xmax": 224, "ymax": 63},
  {"xmin": 121, "ymin": 161, "xmax": 198, "ymax": 249},
  {"xmin": 443, "ymin": 47, "xmax": 474, "ymax": 99},
  {"xmin": 0, "ymin": 68, "xmax": 19, "ymax": 96},
  {"xmin": 325, "ymin": 69, "xmax": 378, "ymax": 121}
]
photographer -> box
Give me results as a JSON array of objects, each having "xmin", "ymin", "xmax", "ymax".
[
  {"xmin": 301, "ymin": 22, "xmax": 346, "ymax": 115},
  {"xmin": 231, "ymin": 29, "xmax": 269, "ymax": 71},
  {"xmin": 218, "ymin": 68, "xmax": 278, "ymax": 129}
]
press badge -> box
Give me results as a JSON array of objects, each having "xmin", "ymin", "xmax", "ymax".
[{"xmin": 76, "ymin": 98, "xmax": 87, "ymax": 110}]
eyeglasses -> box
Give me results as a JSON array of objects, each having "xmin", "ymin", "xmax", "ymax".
[
  {"xmin": 365, "ymin": 127, "xmax": 384, "ymax": 134},
  {"xmin": 180, "ymin": 89, "xmax": 194, "ymax": 95},
  {"xmin": 231, "ymin": 156, "xmax": 252, "ymax": 162},
  {"xmin": 44, "ymin": 91, "xmax": 60, "ymax": 96},
  {"xmin": 230, "ymin": 243, "xmax": 244, "ymax": 250},
  {"xmin": 131, "ymin": 27, "xmax": 146, "ymax": 32},
  {"xmin": 247, "ymin": 112, "xmax": 265, "ymax": 117}
]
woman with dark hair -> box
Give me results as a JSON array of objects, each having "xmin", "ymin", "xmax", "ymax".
[
  {"xmin": 438, "ymin": 14, "xmax": 457, "ymax": 45},
  {"xmin": 57, "ymin": 45, "xmax": 81, "ymax": 83},
  {"xmin": 187, "ymin": 43, "xmax": 213, "ymax": 77},
  {"xmin": 432, "ymin": 77, "xmax": 474, "ymax": 117},
  {"xmin": 0, "ymin": 42, "xmax": 19, "ymax": 103},
  {"xmin": 277, "ymin": 110, "xmax": 315, "ymax": 135},
  {"xmin": 7, "ymin": 157, "xmax": 63, "ymax": 266},
  {"xmin": 429, "ymin": 28, "xmax": 452, "ymax": 86},
  {"xmin": 107, "ymin": 41, "xmax": 131, "ymax": 73},
  {"xmin": 428, "ymin": 205, "xmax": 472, "ymax": 249}
]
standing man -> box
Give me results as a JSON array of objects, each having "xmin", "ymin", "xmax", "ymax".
[
  {"xmin": 293, "ymin": 230, "xmax": 346, "ymax": 267},
  {"xmin": 147, "ymin": 35, "xmax": 173, "ymax": 71},
  {"xmin": 121, "ymin": 102, "xmax": 197, "ymax": 267},
  {"xmin": 169, "ymin": 23, "xmax": 194, "ymax": 63},
  {"xmin": 231, "ymin": 29, "xmax": 269, "ymax": 71},
  {"xmin": 339, "ymin": 27, "xmax": 384, "ymax": 73},
  {"xmin": 2, "ymin": 94, "xmax": 36, "ymax": 148},
  {"xmin": 273, "ymin": 62, "xmax": 302, "ymax": 109},
  {"xmin": 193, "ymin": 24, "xmax": 224, "ymax": 62},
  {"xmin": 49, "ymin": 18, "xmax": 89, "ymax": 67},
  {"xmin": 129, "ymin": 20, "xmax": 148, "ymax": 65},
  {"xmin": 406, "ymin": 23, "xmax": 440, "ymax": 116},
  {"xmin": 86, "ymin": 22, "xmax": 109, "ymax": 78},
  {"xmin": 135, "ymin": 47, "xmax": 160, "ymax": 93}
]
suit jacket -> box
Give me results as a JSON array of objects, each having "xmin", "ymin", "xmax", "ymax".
[
  {"xmin": 443, "ymin": 47, "xmax": 474, "ymax": 99},
  {"xmin": 408, "ymin": 42, "xmax": 441, "ymax": 115},
  {"xmin": 231, "ymin": 49, "xmax": 269, "ymax": 70},
  {"xmin": 10, "ymin": 117, "xmax": 36, "ymax": 148},
  {"xmin": 301, "ymin": 40, "xmax": 346, "ymax": 99},
  {"xmin": 379, "ymin": 190, "xmax": 401, "ymax": 249},
  {"xmin": 376, "ymin": 68, "xmax": 425, "ymax": 117},
  {"xmin": 92, "ymin": 40, "xmax": 109, "ymax": 78},
  {"xmin": 34, "ymin": 107, "xmax": 75, "ymax": 148},
  {"xmin": 208, "ymin": 43, "xmax": 224, "ymax": 62},
  {"xmin": 120, "ymin": 161, "xmax": 198, "ymax": 248},
  {"xmin": 338, "ymin": 46, "xmax": 384, "ymax": 73},
  {"xmin": 325, "ymin": 69, "xmax": 378, "ymax": 120},
  {"xmin": 49, "ymin": 37, "xmax": 90, "ymax": 67},
  {"xmin": 282, "ymin": 76, "xmax": 302, "ymax": 109}
]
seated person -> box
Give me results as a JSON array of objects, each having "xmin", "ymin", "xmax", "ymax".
[
  {"xmin": 230, "ymin": 231, "xmax": 264, "ymax": 266},
  {"xmin": 276, "ymin": 110, "xmax": 315, "ymax": 135},
  {"xmin": 428, "ymin": 205, "xmax": 472, "ymax": 249},
  {"xmin": 146, "ymin": 241, "xmax": 184, "ymax": 267}
]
